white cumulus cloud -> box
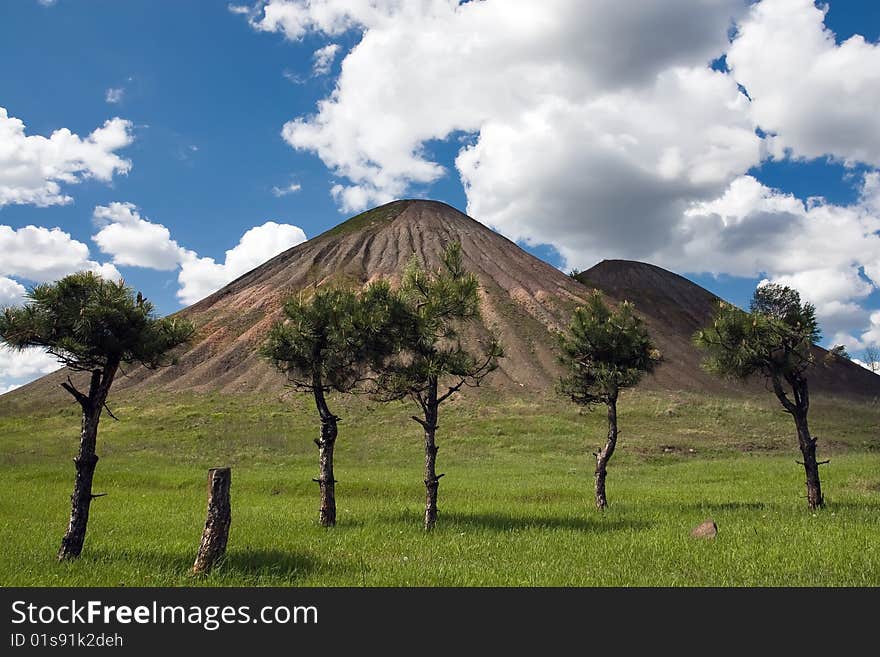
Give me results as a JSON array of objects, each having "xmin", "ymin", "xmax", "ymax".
[
  {"xmin": 860, "ymin": 312, "xmax": 880, "ymax": 349},
  {"xmin": 93, "ymin": 202, "xmax": 188, "ymax": 270},
  {"xmin": 676, "ymin": 174, "xmax": 880, "ymax": 343},
  {"xmin": 177, "ymin": 221, "xmax": 307, "ymax": 304},
  {"xmin": 459, "ymin": 66, "xmax": 760, "ymax": 267},
  {"xmin": 0, "ymin": 107, "xmax": 133, "ymax": 207},
  {"xmin": 0, "ymin": 277, "xmax": 27, "ymax": 307},
  {"xmin": 0, "ymin": 224, "xmax": 121, "ymax": 283},
  {"xmin": 727, "ymin": 0, "xmax": 880, "ymax": 166},
  {"xmin": 88, "ymin": 202, "xmax": 308, "ymax": 305},
  {"xmin": 0, "ymin": 346, "xmax": 61, "ymax": 379},
  {"xmin": 243, "ymin": 0, "xmax": 748, "ymax": 212},
  {"xmin": 0, "ymin": 346, "xmax": 63, "ymax": 396}
]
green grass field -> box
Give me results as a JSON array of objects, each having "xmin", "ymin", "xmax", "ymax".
[{"xmin": 1, "ymin": 389, "xmax": 878, "ymax": 586}]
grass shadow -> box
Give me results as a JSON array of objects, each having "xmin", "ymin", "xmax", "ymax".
[
  {"xmin": 215, "ymin": 548, "xmax": 318, "ymax": 582},
  {"xmin": 82, "ymin": 547, "xmax": 194, "ymax": 571},
  {"xmin": 72, "ymin": 547, "xmax": 197, "ymax": 585},
  {"xmin": 440, "ymin": 511, "xmax": 651, "ymax": 533},
  {"xmin": 77, "ymin": 546, "xmax": 319, "ymax": 585},
  {"xmin": 674, "ymin": 501, "xmax": 769, "ymax": 513},
  {"xmin": 674, "ymin": 499, "xmax": 880, "ymax": 513}
]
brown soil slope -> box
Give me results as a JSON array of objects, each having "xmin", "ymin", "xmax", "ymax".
[
  {"xmin": 578, "ymin": 259, "xmax": 880, "ymax": 397},
  {"xmin": 8, "ymin": 200, "xmax": 880, "ymax": 401},
  {"xmin": 16, "ymin": 200, "xmax": 591, "ymax": 398}
]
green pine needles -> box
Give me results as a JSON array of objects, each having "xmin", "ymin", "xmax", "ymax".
[
  {"xmin": 558, "ymin": 290, "xmax": 659, "ymax": 509},
  {"xmin": 1, "ymin": 271, "xmax": 194, "ymax": 372},
  {"xmin": 558, "ymin": 291, "xmax": 659, "ymax": 406}
]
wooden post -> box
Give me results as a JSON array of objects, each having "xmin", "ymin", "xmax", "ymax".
[{"xmin": 192, "ymin": 467, "xmax": 231, "ymax": 575}]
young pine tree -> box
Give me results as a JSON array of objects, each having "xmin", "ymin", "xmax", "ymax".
[
  {"xmin": 375, "ymin": 243, "xmax": 502, "ymax": 531},
  {"xmin": 695, "ymin": 283, "xmax": 826, "ymax": 508},
  {"xmin": 558, "ymin": 291, "xmax": 659, "ymax": 509},
  {"xmin": 0, "ymin": 272, "xmax": 194, "ymax": 559},
  {"xmin": 261, "ymin": 281, "xmax": 405, "ymax": 527}
]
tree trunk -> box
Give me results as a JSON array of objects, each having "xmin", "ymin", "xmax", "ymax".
[
  {"xmin": 423, "ymin": 377, "xmax": 441, "ymax": 531},
  {"xmin": 313, "ymin": 378, "xmax": 338, "ymax": 527},
  {"xmin": 193, "ymin": 467, "xmax": 232, "ymax": 574},
  {"xmin": 794, "ymin": 411, "xmax": 823, "ymax": 509},
  {"xmin": 57, "ymin": 405, "xmax": 101, "ymax": 560},
  {"xmin": 316, "ymin": 417, "xmax": 338, "ymax": 527},
  {"xmin": 775, "ymin": 374, "xmax": 823, "ymax": 509},
  {"xmin": 58, "ymin": 364, "xmax": 117, "ymax": 561},
  {"xmin": 594, "ymin": 391, "xmax": 619, "ymax": 510}
]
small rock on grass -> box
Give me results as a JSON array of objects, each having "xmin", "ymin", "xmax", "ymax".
[{"xmin": 690, "ymin": 519, "xmax": 718, "ymax": 539}]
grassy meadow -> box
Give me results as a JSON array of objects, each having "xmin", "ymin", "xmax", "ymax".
[{"xmin": 1, "ymin": 388, "xmax": 878, "ymax": 586}]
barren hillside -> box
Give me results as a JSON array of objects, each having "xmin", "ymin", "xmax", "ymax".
[{"xmin": 7, "ymin": 200, "xmax": 879, "ymax": 403}]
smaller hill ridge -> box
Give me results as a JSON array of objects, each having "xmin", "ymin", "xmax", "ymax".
[
  {"xmin": 577, "ymin": 259, "xmax": 879, "ymax": 396},
  {"xmin": 577, "ymin": 259, "xmax": 724, "ymax": 392}
]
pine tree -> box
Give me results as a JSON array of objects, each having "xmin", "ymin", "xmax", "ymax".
[
  {"xmin": 558, "ymin": 291, "xmax": 659, "ymax": 509},
  {"xmin": 695, "ymin": 283, "xmax": 826, "ymax": 508},
  {"xmin": 262, "ymin": 281, "xmax": 405, "ymax": 526},
  {"xmin": 0, "ymin": 272, "xmax": 193, "ymax": 559},
  {"xmin": 375, "ymin": 243, "xmax": 502, "ymax": 530}
]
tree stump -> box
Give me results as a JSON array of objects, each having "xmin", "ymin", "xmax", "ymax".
[{"xmin": 192, "ymin": 467, "xmax": 231, "ymax": 575}]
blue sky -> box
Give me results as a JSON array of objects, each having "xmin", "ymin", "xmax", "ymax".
[
  {"xmin": 1, "ymin": 1, "xmax": 344, "ymax": 306},
  {"xmin": 2, "ymin": 0, "xmax": 880, "ymax": 391}
]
